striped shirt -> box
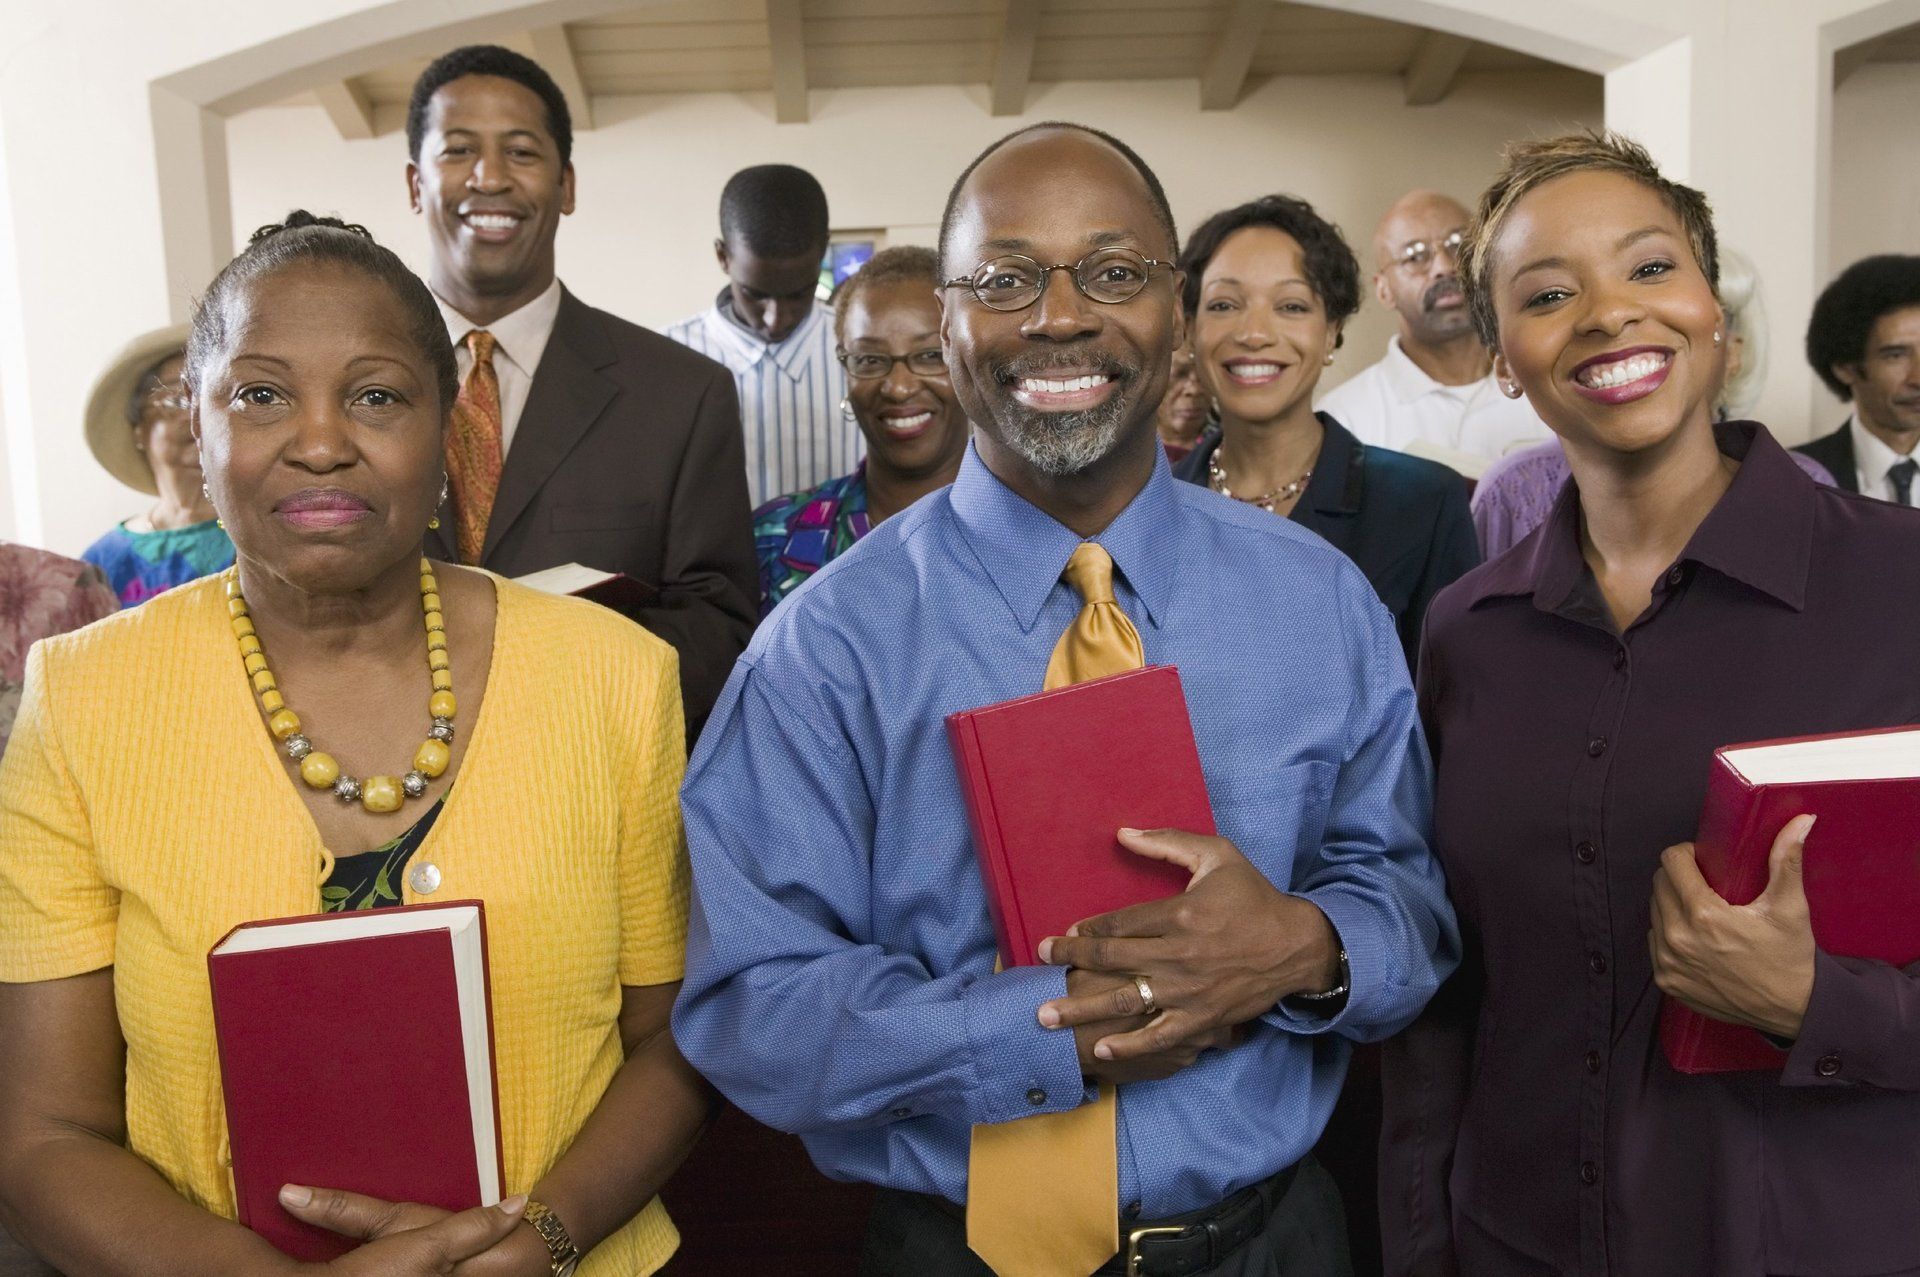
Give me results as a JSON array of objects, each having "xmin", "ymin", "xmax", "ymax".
[{"xmin": 666, "ymin": 291, "xmax": 857, "ymax": 505}]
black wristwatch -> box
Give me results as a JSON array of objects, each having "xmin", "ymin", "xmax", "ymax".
[{"xmin": 523, "ymin": 1199, "xmax": 581, "ymax": 1277}]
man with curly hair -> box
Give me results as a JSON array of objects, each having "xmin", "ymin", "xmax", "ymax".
[{"xmin": 1797, "ymin": 254, "xmax": 1920, "ymax": 503}]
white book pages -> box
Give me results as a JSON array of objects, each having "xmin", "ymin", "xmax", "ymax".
[{"xmin": 1724, "ymin": 728, "xmax": 1920, "ymax": 786}]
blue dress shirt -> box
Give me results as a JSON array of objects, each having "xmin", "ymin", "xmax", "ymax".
[{"xmin": 673, "ymin": 444, "xmax": 1459, "ymax": 1217}]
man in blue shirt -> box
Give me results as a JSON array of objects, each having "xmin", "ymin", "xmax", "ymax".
[{"xmin": 673, "ymin": 123, "xmax": 1458, "ymax": 1277}]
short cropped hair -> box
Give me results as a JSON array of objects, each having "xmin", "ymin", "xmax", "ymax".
[
  {"xmin": 719, "ymin": 165, "xmax": 830, "ymax": 258},
  {"xmin": 937, "ymin": 122, "xmax": 1178, "ymax": 276},
  {"xmin": 1177, "ymin": 195, "xmax": 1361, "ymax": 346},
  {"xmin": 833, "ymin": 246, "xmax": 941, "ymax": 343},
  {"xmin": 407, "ymin": 45, "xmax": 573, "ymax": 166},
  {"xmin": 1461, "ymin": 130, "xmax": 1718, "ymax": 350},
  {"xmin": 1805, "ymin": 254, "xmax": 1920, "ymax": 400},
  {"xmin": 187, "ymin": 211, "xmax": 458, "ymax": 418}
]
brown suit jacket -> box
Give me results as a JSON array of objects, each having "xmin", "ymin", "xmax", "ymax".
[{"xmin": 427, "ymin": 287, "xmax": 756, "ymax": 736}]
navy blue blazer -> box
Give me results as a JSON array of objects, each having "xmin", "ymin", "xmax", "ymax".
[{"xmin": 1173, "ymin": 413, "xmax": 1480, "ymax": 663}]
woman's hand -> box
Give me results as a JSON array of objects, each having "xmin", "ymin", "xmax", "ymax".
[
  {"xmin": 278, "ymin": 1185, "xmax": 548, "ymax": 1276},
  {"xmin": 1649, "ymin": 813, "xmax": 1818, "ymax": 1039}
]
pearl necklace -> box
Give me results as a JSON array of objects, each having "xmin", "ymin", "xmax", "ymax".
[
  {"xmin": 1207, "ymin": 448, "xmax": 1312, "ymax": 514},
  {"xmin": 228, "ymin": 558, "xmax": 456, "ymax": 815}
]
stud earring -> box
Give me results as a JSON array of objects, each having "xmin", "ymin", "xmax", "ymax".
[
  {"xmin": 1323, "ymin": 354, "xmax": 1335, "ymax": 367},
  {"xmin": 838, "ymin": 397, "xmax": 856, "ymax": 422},
  {"xmin": 1501, "ymin": 382, "xmax": 1524, "ymax": 400},
  {"xmin": 1712, "ymin": 329, "xmax": 1722, "ymax": 345}
]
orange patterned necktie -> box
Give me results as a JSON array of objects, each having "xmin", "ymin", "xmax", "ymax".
[
  {"xmin": 967, "ymin": 541, "xmax": 1144, "ymax": 1276},
  {"xmin": 446, "ymin": 329, "xmax": 503, "ymax": 565}
]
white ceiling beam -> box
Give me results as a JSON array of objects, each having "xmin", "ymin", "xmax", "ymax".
[
  {"xmin": 1403, "ymin": 31, "xmax": 1473, "ymax": 106},
  {"xmin": 314, "ymin": 79, "xmax": 376, "ymax": 140},
  {"xmin": 1199, "ymin": 0, "xmax": 1272, "ymax": 112},
  {"xmin": 989, "ymin": 0, "xmax": 1043, "ymax": 118},
  {"xmin": 528, "ymin": 26, "xmax": 594, "ymax": 131},
  {"xmin": 766, "ymin": 0, "xmax": 809, "ymax": 124}
]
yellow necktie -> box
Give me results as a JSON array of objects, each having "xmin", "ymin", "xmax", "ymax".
[{"xmin": 967, "ymin": 541, "xmax": 1144, "ymax": 1276}]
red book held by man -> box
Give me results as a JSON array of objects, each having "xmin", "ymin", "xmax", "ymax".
[
  {"xmin": 1661, "ymin": 726, "xmax": 1920, "ymax": 1074},
  {"xmin": 207, "ymin": 901, "xmax": 503, "ymax": 1260},
  {"xmin": 947, "ymin": 665, "xmax": 1213, "ymax": 968}
]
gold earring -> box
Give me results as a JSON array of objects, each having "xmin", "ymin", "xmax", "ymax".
[
  {"xmin": 428, "ymin": 515, "xmax": 440, "ymax": 530},
  {"xmin": 1323, "ymin": 354, "xmax": 1335, "ymax": 366}
]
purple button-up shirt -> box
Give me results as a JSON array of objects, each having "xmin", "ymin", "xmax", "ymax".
[{"xmin": 1384, "ymin": 422, "xmax": 1920, "ymax": 1276}]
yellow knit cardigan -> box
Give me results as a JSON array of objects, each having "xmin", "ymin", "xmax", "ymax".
[{"xmin": 0, "ymin": 573, "xmax": 690, "ymax": 1275}]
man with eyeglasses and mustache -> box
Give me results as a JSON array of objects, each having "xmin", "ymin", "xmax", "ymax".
[
  {"xmin": 674, "ymin": 122, "xmax": 1456, "ymax": 1277},
  {"xmin": 1317, "ymin": 190, "xmax": 1549, "ymax": 468}
]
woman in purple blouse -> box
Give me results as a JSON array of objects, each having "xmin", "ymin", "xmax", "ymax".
[{"xmin": 1382, "ymin": 132, "xmax": 1920, "ymax": 1276}]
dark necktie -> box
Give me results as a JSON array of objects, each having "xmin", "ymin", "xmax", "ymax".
[{"xmin": 1891, "ymin": 458, "xmax": 1917, "ymax": 507}]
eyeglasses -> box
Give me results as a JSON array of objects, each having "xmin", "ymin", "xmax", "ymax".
[
  {"xmin": 1395, "ymin": 230, "xmax": 1466, "ymax": 272},
  {"xmin": 143, "ymin": 385, "xmax": 191, "ymax": 414},
  {"xmin": 943, "ymin": 246, "xmax": 1173, "ymax": 312},
  {"xmin": 839, "ymin": 348, "xmax": 947, "ymax": 380}
]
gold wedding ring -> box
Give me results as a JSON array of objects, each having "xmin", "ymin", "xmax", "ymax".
[{"xmin": 1133, "ymin": 974, "xmax": 1159, "ymax": 1016}]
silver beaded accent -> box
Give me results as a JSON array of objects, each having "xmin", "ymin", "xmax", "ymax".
[
  {"xmin": 402, "ymin": 771, "xmax": 429, "ymax": 798},
  {"xmin": 429, "ymin": 718, "xmax": 455, "ymax": 743},
  {"xmin": 284, "ymin": 734, "xmax": 313, "ymax": 760},
  {"xmin": 332, "ymin": 775, "xmax": 361, "ymax": 803}
]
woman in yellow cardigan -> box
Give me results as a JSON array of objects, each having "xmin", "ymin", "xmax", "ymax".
[{"xmin": 0, "ymin": 213, "xmax": 711, "ymax": 1276}]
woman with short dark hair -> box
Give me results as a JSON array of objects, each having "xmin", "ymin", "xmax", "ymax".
[
  {"xmin": 1172, "ymin": 194, "xmax": 1479, "ymax": 660},
  {"xmin": 0, "ymin": 212, "xmax": 710, "ymax": 1276},
  {"xmin": 1384, "ymin": 132, "xmax": 1920, "ymax": 1276}
]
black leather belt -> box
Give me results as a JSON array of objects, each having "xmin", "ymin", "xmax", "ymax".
[{"xmin": 925, "ymin": 1162, "xmax": 1297, "ymax": 1277}]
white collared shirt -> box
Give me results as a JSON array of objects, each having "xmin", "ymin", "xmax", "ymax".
[
  {"xmin": 1847, "ymin": 413, "xmax": 1920, "ymax": 504},
  {"xmin": 433, "ymin": 278, "xmax": 564, "ymax": 458},
  {"xmin": 1315, "ymin": 335, "xmax": 1551, "ymax": 460},
  {"xmin": 665, "ymin": 292, "xmax": 855, "ymax": 506}
]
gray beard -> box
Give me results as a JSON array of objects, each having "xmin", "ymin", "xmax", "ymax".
[{"xmin": 996, "ymin": 399, "xmax": 1131, "ymax": 476}]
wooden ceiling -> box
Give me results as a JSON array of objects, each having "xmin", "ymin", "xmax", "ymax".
[{"xmin": 298, "ymin": 0, "xmax": 1593, "ymax": 139}]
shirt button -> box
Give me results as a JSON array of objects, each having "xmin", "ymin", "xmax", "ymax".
[
  {"xmin": 889, "ymin": 1106, "xmax": 911, "ymax": 1119},
  {"xmin": 1816, "ymin": 1054, "xmax": 1843, "ymax": 1078},
  {"xmin": 1585, "ymin": 1050, "xmax": 1601, "ymax": 1074},
  {"xmin": 1580, "ymin": 1161, "xmax": 1600, "ymax": 1185},
  {"xmin": 1124, "ymin": 1201, "xmax": 1143, "ymax": 1220},
  {"xmin": 1026, "ymin": 1088, "xmax": 1048, "ymax": 1106},
  {"xmin": 1575, "ymin": 841, "xmax": 1597, "ymax": 865},
  {"xmin": 1667, "ymin": 566, "xmax": 1686, "ymax": 586},
  {"xmin": 1587, "ymin": 737, "xmax": 1608, "ymax": 758},
  {"xmin": 1588, "ymin": 952, "xmax": 1608, "ymax": 975},
  {"xmin": 1612, "ymin": 648, "xmax": 1627, "ymax": 671},
  {"xmin": 408, "ymin": 862, "xmax": 441, "ymax": 895}
]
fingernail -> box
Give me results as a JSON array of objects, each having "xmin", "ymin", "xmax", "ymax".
[
  {"xmin": 1037, "ymin": 938, "xmax": 1053, "ymax": 963},
  {"xmin": 1038, "ymin": 1005, "xmax": 1060, "ymax": 1027},
  {"xmin": 498, "ymin": 1194, "xmax": 528, "ymax": 1216},
  {"xmin": 1094, "ymin": 1043, "xmax": 1113, "ymax": 1060},
  {"xmin": 279, "ymin": 1185, "xmax": 312, "ymax": 1208},
  {"xmin": 1118, "ymin": 827, "xmax": 1142, "ymax": 837},
  {"xmin": 1064, "ymin": 924, "xmax": 1080, "ymax": 938}
]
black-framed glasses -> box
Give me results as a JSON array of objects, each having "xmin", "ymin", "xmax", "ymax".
[
  {"xmin": 943, "ymin": 246, "xmax": 1173, "ymax": 312},
  {"xmin": 1395, "ymin": 230, "xmax": 1466, "ymax": 272},
  {"xmin": 838, "ymin": 348, "xmax": 947, "ymax": 380}
]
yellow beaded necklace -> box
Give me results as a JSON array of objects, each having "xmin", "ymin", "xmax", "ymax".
[{"xmin": 227, "ymin": 558, "xmax": 456, "ymax": 815}]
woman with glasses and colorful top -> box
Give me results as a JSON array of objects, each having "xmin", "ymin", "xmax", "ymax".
[
  {"xmin": 1170, "ymin": 195, "xmax": 1480, "ymax": 665},
  {"xmin": 751, "ymin": 246, "xmax": 970, "ymax": 614},
  {"xmin": 0, "ymin": 213, "xmax": 711, "ymax": 1276},
  {"xmin": 81, "ymin": 326, "xmax": 235, "ymax": 606}
]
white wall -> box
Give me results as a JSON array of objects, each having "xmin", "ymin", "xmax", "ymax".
[{"xmin": 227, "ymin": 69, "xmax": 1600, "ymax": 412}]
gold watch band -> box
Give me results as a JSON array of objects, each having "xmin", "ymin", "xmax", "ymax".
[{"xmin": 522, "ymin": 1198, "xmax": 581, "ymax": 1275}]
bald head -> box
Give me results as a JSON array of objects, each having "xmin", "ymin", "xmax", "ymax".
[{"xmin": 1371, "ymin": 189, "xmax": 1474, "ymax": 345}]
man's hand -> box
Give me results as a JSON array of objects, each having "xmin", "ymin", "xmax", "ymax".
[
  {"xmin": 278, "ymin": 1185, "xmax": 548, "ymax": 1276},
  {"xmin": 1036, "ymin": 827, "xmax": 1341, "ymax": 1064},
  {"xmin": 1649, "ymin": 813, "xmax": 1818, "ymax": 1040},
  {"xmin": 1062, "ymin": 968, "xmax": 1240, "ymax": 1085}
]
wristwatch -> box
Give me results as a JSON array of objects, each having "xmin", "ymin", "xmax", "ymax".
[
  {"xmin": 1290, "ymin": 946, "xmax": 1349, "ymax": 1003},
  {"xmin": 522, "ymin": 1198, "xmax": 581, "ymax": 1277}
]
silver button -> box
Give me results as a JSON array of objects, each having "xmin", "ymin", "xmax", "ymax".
[{"xmin": 409, "ymin": 862, "xmax": 441, "ymax": 895}]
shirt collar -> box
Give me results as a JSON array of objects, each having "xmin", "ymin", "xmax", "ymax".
[
  {"xmin": 948, "ymin": 442, "xmax": 1180, "ymax": 633},
  {"xmin": 1380, "ymin": 334, "xmax": 1492, "ymax": 405},
  {"xmin": 434, "ymin": 278, "xmax": 563, "ymax": 379},
  {"xmin": 1847, "ymin": 412, "xmax": 1918, "ymax": 484},
  {"xmin": 1465, "ymin": 421, "xmax": 1814, "ymax": 615},
  {"xmin": 707, "ymin": 287, "xmax": 835, "ymax": 381}
]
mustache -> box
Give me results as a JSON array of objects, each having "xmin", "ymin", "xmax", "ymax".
[
  {"xmin": 1422, "ymin": 277, "xmax": 1465, "ymax": 311},
  {"xmin": 992, "ymin": 349, "xmax": 1135, "ymax": 382}
]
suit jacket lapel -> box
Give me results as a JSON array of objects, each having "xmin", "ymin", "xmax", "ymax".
[{"xmin": 482, "ymin": 287, "xmax": 618, "ymax": 565}]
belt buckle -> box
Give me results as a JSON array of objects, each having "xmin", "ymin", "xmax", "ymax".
[{"xmin": 1124, "ymin": 1224, "xmax": 1190, "ymax": 1277}]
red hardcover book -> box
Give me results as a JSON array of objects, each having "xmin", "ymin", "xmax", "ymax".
[
  {"xmin": 207, "ymin": 901, "xmax": 503, "ymax": 1261},
  {"xmin": 1661, "ymin": 726, "xmax": 1920, "ymax": 1073},
  {"xmin": 947, "ymin": 665, "xmax": 1214, "ymax": 968}
]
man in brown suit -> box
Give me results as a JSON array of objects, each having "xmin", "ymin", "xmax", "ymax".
[{"xmin": 407, "ymin": 44, "xmax": 755, "ymax": 733}]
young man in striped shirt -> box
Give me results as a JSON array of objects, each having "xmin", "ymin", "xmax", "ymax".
[{"xmin": 667, "ymin": 165, "xmax": 858, "ymax": 506}]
